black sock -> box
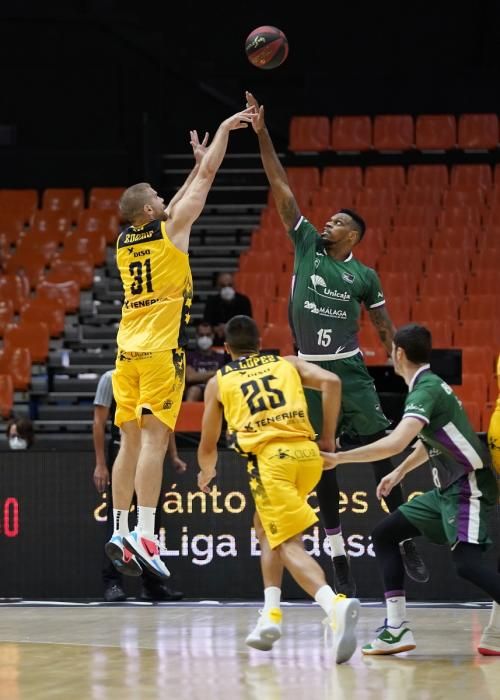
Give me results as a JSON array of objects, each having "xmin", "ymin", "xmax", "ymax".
[
  {"xmin": 316, "ymin": 468, "xmax": 341, "ymax": 531},
  {"xmin": 372, "ymin": 510, "xmax": 421, "ymax": 592}
]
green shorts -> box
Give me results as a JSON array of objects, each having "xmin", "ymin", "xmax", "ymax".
[
  {"xmin": 399, "ymin": 468, "xmax": 498, "ymax": 547},
  {"xmin": 304, "ymin": 353, "xmax": 390, "ymax": 439}
]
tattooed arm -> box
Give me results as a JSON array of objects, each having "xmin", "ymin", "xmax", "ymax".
[{"xmin": 368, "ymin": 305, "xmax": 396, "ymax": 355}]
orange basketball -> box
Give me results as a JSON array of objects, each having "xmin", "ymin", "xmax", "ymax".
[{"xmin": 245, "ymin": 26, "xmax": 288, "ymax": 70}]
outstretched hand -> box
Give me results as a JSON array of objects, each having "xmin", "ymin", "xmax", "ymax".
[
  {"xmin": 190, "ymin": 130, "xmax": 209, "ymax": 165},
  {"xmin": 222, "ymin": 106, "xmax": 257, "ymax": 132},
  {"xmin": 245, "ymin": 91, "xmax": 265, "ymax": 133}
]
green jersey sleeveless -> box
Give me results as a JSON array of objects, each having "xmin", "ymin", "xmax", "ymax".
[
  {"xmin": 289, "ymin": 216, "xmax": 385, "ymax": 357},
  {"xmin": 403, "ymin": 366, "xmax": 492, "ymax": 489}
]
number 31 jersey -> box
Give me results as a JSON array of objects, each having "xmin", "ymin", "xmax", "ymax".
[
  {"xmin": 116, "ymin": 219, "xmax": 193, "ymax": 352},
  {"xmin": 217, "ymin": 353, "xmax": 315, "ymax": 455}
]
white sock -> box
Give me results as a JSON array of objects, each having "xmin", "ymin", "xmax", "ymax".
[
  {"xmin": 113, "ymin": 509, "xmax": 130, "ymax": 537},
  {"xmin": 263, "ymin": 586, "xmax": 281, "ymax": 612},
  {"xmin": 487, "ymin": 601, "xmax": 500, "ymax": 631},
  {"xmin": 327, "ymin": 533, "xmax": 346, "ymax": 558},
  {"xmin": 315, "ymin": 584, "xmax": 337, "ymax": 616},
  {"xmin": 137, "ymin": 506, "xmax": 156, "ymax": 538},
  {"xmin": 386, "ymin": 594, "xmax": 406, "ymax": 627}
]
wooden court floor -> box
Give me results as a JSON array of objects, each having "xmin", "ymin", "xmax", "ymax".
[{"xmin": 0, "ymin": 604, "xmax": 499, "ymax": 699}]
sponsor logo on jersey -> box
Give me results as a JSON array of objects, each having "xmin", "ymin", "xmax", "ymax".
[
  {"xmin": 123, "ymin": 231, "xmax": 154, "ymax": 243},
  {"xmin": 406, "ymin": 402, "xmax": 426, "ymax": 413},
  {"xmin": 342, "ymin": 272, "xmax": 355, "ymax": 284},
  {"xmin": 309, "ymin": 275, "xmax": 351, "ymax": 301},
  {"xmin": 304, "ymin": 300, "xmax": 347, "ymax": 319},
  {"xmin": 133, "ymin": 249, "xmax": 150, "ymax": 258}
]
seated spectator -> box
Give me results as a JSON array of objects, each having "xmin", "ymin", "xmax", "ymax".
[
  {"xmin": 203, "ymin": 271, "xmax": 252, "ymax": 344},
  {"xmin": 185, "ymin": 322, "xmax": 226, "ymax": 401},
  {"xmin": 6, "ymin": 417, "xmax": 34, "ymax": 450}
]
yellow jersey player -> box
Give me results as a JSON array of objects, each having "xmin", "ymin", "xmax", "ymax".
[
  {"xmin": 105, "ymin": 108, "xmax": 256, "ymax": 579},
  {"xmin": 197, "ymin": 315, "xmax": 361, "ymax": 664},
  {"xmin": 487, "ymin": 354, "xmax": 500, "ymax": 476}
]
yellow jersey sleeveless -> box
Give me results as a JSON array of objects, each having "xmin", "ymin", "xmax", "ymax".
[
  {"xmin": 217, "ymin": 353, "xmax": 315, "ymax": 454},
  {"xmin": 116, "ymin": 220, "xmax": 193, "ymax": 352}
]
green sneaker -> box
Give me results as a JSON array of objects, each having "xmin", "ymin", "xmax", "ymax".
[{"xmin": 362, "ymin": 619, "xmax": 416, "ymax": 655}]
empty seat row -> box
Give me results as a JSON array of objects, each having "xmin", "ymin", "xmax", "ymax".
[
  {"xmin": 0, "ymin": 188, "xmax": 124, "ymax": 223},
  {"xmin": 289, "ymin": 114, "xmax": 499, "ymax": 152}
]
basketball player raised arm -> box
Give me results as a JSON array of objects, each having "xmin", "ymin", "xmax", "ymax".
[
  {"xmin": 245, "ymin": 91, "xmax": 300, "ymax": 231},
  {"xmin": 167, "ymin": 106, "xmax": 256, "ymax": 254},
  {"xmin": 165, "ymin": 130, "xmax": 209, "ymax": 218}
]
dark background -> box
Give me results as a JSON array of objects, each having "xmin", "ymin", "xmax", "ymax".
[
  {"xmin": 0, "ymin": 449, "xmax": 498, "ymax": 601},
  {"xmin": 1, "ymin": 1, "xmax": 500, "ymax": 188}
]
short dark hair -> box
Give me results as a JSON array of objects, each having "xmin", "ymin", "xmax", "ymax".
[
  {"xmin": 119, "ymin": 183, "xmax": 153, "ymax": 223},
  {"xmin": 339, "ymin": 208, "xmax": 366, "ymax": 241},
  {"xmin": 394, "ymin": 324, "xmax": 432, "ymax": 364},
  {"xmin": 225, "ymin": 315, "xmax": 259, "ymax": 353},
  {"xmin": 6, "ymin": 417, "xmax": 35, "ymax": 447}
]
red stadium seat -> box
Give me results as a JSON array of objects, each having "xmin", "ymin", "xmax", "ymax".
[
  {"xmin": 470, "ymin": 248, "xmax": 500, "ymax": 272},
  {"xmin": 76, "ymin": 209, "xmax": 120, "ymax": 245},
  {"xmin": 398, "ymin": 186, "xmax": 442, "ymax": 208},
  {"xmin": 364, "ymin": 166, "xmax": 406, "ymax": 192},
  {"xmin": 42, "ymin": 188, "xmax": 85, "ymax": 221},
  {"xmin": 424, "ymin": 250, "xmax": 471, "ymax": 278},
  {"xmin": 460, "ymin": 346, "xmax": 496, "ymax": 375},
  {"xmin": 379, "ymin": 272, "xmax": 418, "ymax": 299},
  {"xmin": 0, "ymin": 189, "xmax": 38, "ymax": 223},
  {"xmin": 454, "ymin": 373, "xmax": 488, "ymax": 405},
  {"xmin": 453, "ymin": 321, "xmax": 498, "ymax": 348},
  {"xmin": 0, "ymin": 212, "xmax": 25, "ymax": 246},
  {"xmin": 0, "ymin": 300, "xmax": 14, "ymax": 337},
  {"xmin": 4, "ymin": 251, "xmax": 47, "ymax": 289},
  {"xmin": 30, "ymin": 211, "xmax": 72, "ymax": 245},
  {"xmin": 310, "ymin": 187, "xmax": 358, "ymax": 210},
  {"xmin": 412, "ymin": 297, "xmax": 459, "ymax": 323},
  {"xmin": 387, "ymin": 226, "xmax": 432, "ymax": 251},
  {"xmin": 392, "ymin": 206, "xmax": 438, "ymax": 229},
  {"xmin": 442, "ymin": 189, "xmax": 486, "ymax": 209},
  {"xmin": 266, "ymin": 298, "xmax": 289, "ymax": 326},
  {"xmin": 377, "ymin": 248, "xmax": 425, "ymax": 277},
  {"xmin": 425, "ymin": 321, "xmax": 453, "ymax": 347},
  {"xmin": 21, "ymin": 298, "xmax": 65, "ymax": 337},
  {"xmin": 0, "ymin": 274, "xmax": 30, "ymax": 312},
  {"xmin": 458, "ymin": 114, "xmax": 499, "ymax": 150},
  {"xmin": 385, "ymin": 297, "xmax": 411, "ymax": 327},
  {"xmin": 0, "ymin": 374, "xmax": 14, "ymax": 418},
  {"xmin": 0, "ymin": 347, "xmax": 31, "ymax": 391},
  {"xmin": 62, "ymin": 233, "xmax": 106, "ymax": 267},
  {"xmin": 459, "ymin": 295, "xmax": 499, "ymax": 322},
  {"xmin": 418, "ymin": 272, "xmax": 465, "ymax": 299},
  {"xmin": 285, "ymin": 167, "xmax": 321, "ymax": 191},
  {"xmin": 89, "ymin": 187, "xmax": 125, "ymax": 212},
  {"xmin": 36, "ymin": 280, "xmax": 80, "ymax": 313},
  {"xmin": 459, "ymin": 401, "xmax": 481, "ymax": 432},
  {"xmin": 356, "ymin": 187, "xmax": 397, "ymax": 210},
  {"xmin": 4, "ymin": 321, "xmax": 49, "ymax": 363},
  {"xmin": 450, "ymin": 164, "xmax": 493, "ymax": 191},
  {"xmin": 261, "ymin": 323, "xmax": 294, "ymax": 356},
  {"xmin": 373, "ymin": 115, "xmax": 414, "ymax": 151},
  {"xmin": 466, "ymin": 270, "xmax": 499, "ymax": 296},
  {"xmin": 289, "ymin": 116, "xmax": 331, "ymax": 152},
  {"xmin": 331, "ymin": 116, "xmax": 372, "ymax": 152},
  {"xmin": 407, "ymin": 165, "xmax": 449, "ymax": 190},
  {"xmin": 322, "ymin": 167, "xmax": 363, "ymax": 190},
  {"xmin": 175, "ymin": 402, "xmax": 204, "ymax": 432},
  {"xmin": 415, "ymin": 115, "xmax": 456, "ymax": 150},
  {"xmin": 358, "ymin": 324, "xmax": 387, "ymax": 365},
  {"xmin": 431, "ymin": 227, "xmax": 479, "ymax": 252}
]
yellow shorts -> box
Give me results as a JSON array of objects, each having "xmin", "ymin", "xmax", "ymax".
[
  {"xmin": 112, "ymin": 348, "xmax": 185, "ymax": 430},
  {"xmin": 247, "ymin": 439, "xmax": 323, "ymax": 549}
]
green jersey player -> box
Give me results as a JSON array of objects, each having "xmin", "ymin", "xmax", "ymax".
[
  {"xmin": 246, "ymin": 90, "xmax": 428, "ymax": 597},
  {"xmin": 322, "ymin": 324, "xmax": 500, "ymax": 657}
]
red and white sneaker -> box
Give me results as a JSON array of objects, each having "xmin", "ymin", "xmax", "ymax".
[
  {"xmin": 123, "ymin": 529, "xmax": 170, "ymax": 579},
  {"xmin": 105, "ymin": 534, "xmax": 143, "ymax": 577}
]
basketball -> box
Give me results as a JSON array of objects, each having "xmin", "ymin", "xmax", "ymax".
[{"xmin": 245, "ymin": 26, "xmax": 288, "ymax": 70}]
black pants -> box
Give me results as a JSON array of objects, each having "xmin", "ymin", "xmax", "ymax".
[
  {"xmin": 316, "ymin": 430, "xmax": 404, "ymax": 531},
  {"xmin": 102, "ymin": 440, "xmax": 162, "ymax": 587},
  {"xmin": 372, "ymin": 509, "xmax": 500, "ymax": 602}
]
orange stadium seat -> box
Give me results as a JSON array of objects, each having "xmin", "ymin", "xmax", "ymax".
[
  {"xmin": 46, "ymin": 258, "xmax": 94, "ymax": 289},
  {"xmin": 62, "ymin": 233, "xmax": 106, "ymax": 267},
  {"xmin": 0, "ymin": 212, "xmax": 25, "ymax": 246},
  {"xmin": 234, "ymin": 273, "xmax": 277, "ymax": 300},
  {"xmin": 379, "ymin": 271, "xmax": 418, "ymax": 299},
  {"xmin": 356, "ymin": 187, "xmax": 397, "ymax": 210},
  {"xmin": 289, "ymin": 116, "xmax": 331, "ymax": 152},
  {"xmin": 415, "ymin": 115, "xmax": 456, "ymax": 150},
  {"xmin": 0, "ymin": 300, "xmax": 14, "ymax": 337},
  {"xmin": 0, "ymin": 347, "xmax": 31, "ymax": 391},
  {"xmin": 76, "ymin": 209, "xmax": 120, "ymax": 245},
  {"xmin": 89, "ymin": 187, "xmax": 125, "ymax": 212},
  {"xmin": 285, "ymin": 167, "xmax": 321, "ymax": 191},
  {"xmin": 424, "ymin": 250, "xmax": 471, "ymax": 278},
  {"xmin": 0, "ymin": 374, "xmax": 14, "ymax": 418},
  {"xmin": 458, "ymin": 114, "xmax": 499, "ymax": 150},
  {"xmin": 418, "ymin": 272, "xmax": 465, "ymax": 298},
  {"xmin": 364, "ymin": 166, "xmax": 406, "ymax": 192},
  {"xmin": 4, "ymin": 251, "xmax": 47, "ymax": 289},
  {"xmin": 460, "ymin": 346, "xmax": 496, "ymax": 375},
  {"xmin": 0, "ymin": 273, "xmax": 30, "ymax": 312},
  {"xmin": 42, "ymin": 188, "xmax": 85, "ymax": 221},
  {"xmin": 459, "ymin": 295, "xmax": 499, "ymax": 322},
  {"xmin": 373, "ymin": 115, "xmax": 414, "ymax": 151},
  {"xmin": 239, "ymin": 251, "xmax": 279, "ymax": 275},
  {"xmin": 442, "ymin": 189, "xmax": 486, "ymax": 209},
  {"xmin": 453, "ymin": 321, "xmax": 498, "ymax": 348},
  {"xmin": 407, "ymin": 165, "xmax": 449, "ymax": 190},
  {"xmin": 466, "ymin": 270, "xmax": 499, "ymax": 296},
  {"xmin": 175, "ymin": 402, "xmax": 204, "ymax": 432},
  {"xmin": 412, "ymin": 297, "xmax": 459, "ymax": 323},
  {"xmin": 266, "ymin": 298, "xmax": 289, "ymax": 326},
  {"xmin": 358, "ymin": 324, "xmax": 387, "ymax": 365},
  {"xmin": 4, "ymin": 321, "xmax": 49, "ymax": 363},
  {"xmin": 470, "ymin": 248, "xmax": 500, "ymax": 272},
  {"xmin": 261, "ymin": 323, "xmax": 294, "ymax": 356},
  {"xmin": 459, "ymin": 401, "xmax": 481, "ymax": 432},
  {"xmin": 398, "ymin": 186, "xmax": 442, "ymax": 208},
  {"xmin": 276, "ymin": 273, "xmax": 293, "ymax": 299},
  {"xmin": 331, "ymin": 116, "xmax": 372, "ymax": 152},
  {"xmin": 385, "ymin": 297, "xmax": 411, "ymax": 327},
  {"xmin": 21, "ymin": 298, "xmax": 65, "ymax": 337},
  {"xmin": 494, "ymin": 164, "xmax": 500, "ymax": 187},
  {"xmin": 387, "ymin": 226, "xmax": 432, "ymax": 250},
  {"xmin": 0, "ymin": 189, "xmax": 38, "ymax": 223},
  {"xmin": 377, "ymin": 248, "xmax": 425, "ymax": 277},
  {"xmin": 454, "ymin": 373, "xmax": 488, "ymax": 405},
  {"xmin": 37, "ymin": 279, "xmax": 80, "ymax": 313},
  {"xmin": 425, "ymin": 321, "xmax": 453, "ymax": 347},
  {"xmin": 322, "ymin": 166, "xmax": 363, "ymax": 190},
  {"xmin": 30, "ymin": 211, "xmax": 72, "ymax": 245},
  {"xmin": 392, "ymin": 206, "xmax": 438, "ymax": 229},
  {"xmin": 450, "ymin": 164, "xmax": 493, "ymax": 191},
  {"xmin": 431, "ymin": 226, "xmax": 479, "ymax": 252},
  {"xmin": 310, "ymin": 187, "xmax": 357, "ymax": 210}
]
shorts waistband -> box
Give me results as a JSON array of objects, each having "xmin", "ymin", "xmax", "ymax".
[{"xmin": 298, "ymin": 348, "xmax": 360, "ymax": 361}]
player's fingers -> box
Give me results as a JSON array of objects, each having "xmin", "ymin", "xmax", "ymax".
[{"xmin": 202, "ymin": 131, "xmax": 209, "ymax": 146}]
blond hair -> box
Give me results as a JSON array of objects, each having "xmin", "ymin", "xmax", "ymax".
[{"xmin": 119, "ymin": 182, "xmax": 153, "ymax": 223}]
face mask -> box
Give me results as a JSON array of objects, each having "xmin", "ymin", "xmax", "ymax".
[
  {"xmin": 9, "ymin": 436, "xmax": 27, "ymax": 450},
  {"xmin": 197, "ymin": 336, "xmax": 213, "ymax": 351},
  {"xmin": 220, "ymin": 286, "xmax": 235, "ymax": 302}
]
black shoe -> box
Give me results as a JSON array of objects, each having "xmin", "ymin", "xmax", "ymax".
[
  {"xmin": 331, "ymin": 555, "xmax": 357, "ymax": 597},
  {"xmin": 400, "ymin": 539, "xmax": 430, "ymax": 583},
  {"xmin": 140, "ymin": 582, "xmax": 184, "ymax": 602},
  {"xmin": 103, "ymin": 583, "xmax": 127, "ymax": 602}
]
